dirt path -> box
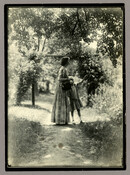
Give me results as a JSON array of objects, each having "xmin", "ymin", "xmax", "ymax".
[
  {"xmin": 24, "ymin": 124, "xmax": 98, "ymax": 167},
  {"xmin": 8, "ymin": 94, "xmax": 111, "ymax": 167}
]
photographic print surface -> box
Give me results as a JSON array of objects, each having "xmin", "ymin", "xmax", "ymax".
[{"xmin": 6, "ymin": 4, "xmax": 125, "ymax": 169}]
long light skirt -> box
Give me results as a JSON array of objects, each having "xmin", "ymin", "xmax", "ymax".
[{"xmin": 51, "ymin": 86, "xmax": 70, "ymax": 124}]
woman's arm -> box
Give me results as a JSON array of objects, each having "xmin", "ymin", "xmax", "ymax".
[
  {"xmin": 77, "ymin": 75, "xmax": 87, "ymax": 85},
  {"xmin": 58, "ymin": 67, "xmax": 70, "ymax": 81}
]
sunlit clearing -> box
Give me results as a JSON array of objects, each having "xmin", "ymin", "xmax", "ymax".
[
  {"xmin": 44, "ymin": 154, "xmax": 52, "ymax": 158},
  {"xmin": 83, "ymin": 160, "xmax": 93, "ymax": 165},
  {"xmin": 77, "ymin": 140, "xmax": 81, "ymax": 143},
  {"xmin": 62, "ymin": 128, "xmax": 73, "ymax": 131}
]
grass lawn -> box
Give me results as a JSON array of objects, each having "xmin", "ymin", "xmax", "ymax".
[{"xmin": 7, "ymin": 94, "xmax": 124, "ymax": 168}]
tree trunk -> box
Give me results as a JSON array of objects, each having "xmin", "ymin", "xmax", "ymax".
[
  {"xmin": 46, "ymin": 80, "xmax": 50, "ymax": 92},
  {"xmin": 35, "ymin": 82, "xmax": 39, "ymax": 96},
  {"xmin": 32, "ymin": 81, "xmax": 35, "ymax": 106},
  {"xmin": 42, "ymin": 37, "xmax": 46, "ymax": 51},
  {"xmin": 76, "ymin": 9, "xmax": 84, "ymax": 38}
]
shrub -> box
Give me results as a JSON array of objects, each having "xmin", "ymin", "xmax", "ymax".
[
  {"xmin": 91, "ymin": 83, "xmax": 122, "ymax": 119},
  {"xmin": 15, "ymin": 53, "xmax": 43, "ymax": 104},
  {"xmin": 79, "ymin": 121, "xmax": 123, "ymax": 166},
  {"xmin": 90, "ymin": 58, "xmax": 123, "ymax": 120},
  {"xmin": 8, "ymin": 118, "xmax": 43, "ymax": 166}
]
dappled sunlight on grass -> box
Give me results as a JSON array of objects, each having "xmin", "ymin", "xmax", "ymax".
[
  {"xmin": 81, "ymin": 108, "xmax": 110, "ymax": 123},
  {"xmin": 83, "ymin": 160, "xmax": 93, "ymax": 165},
  {"xmin": 35, "ymin": 94, "xmax": 54, "ymax": 104},
  {"xmin": 8, "ymin": 94, "xmax": 123, "ymax": 168},
  {"xmin": 8, "ymin": 105, "xmax": 52, "ymax": 125},
  {"xmin": 61, "ymin": 128, "xmax": 73, "ymax": 132},
  {"xmin": 22, "ymin": 100, "xmax": 52, "ymax": 112},
  {"xmin": 8, "ymin": 117, "xmax": 44, "ymax": 166},
  {"xmin": 78, "ymin": 120, "xmax": 123, "ymax": 167},
  {"xmin": 44, "ymin": 154, "xmax": 52, "ymax": 159},
  {"xmin": 8, "ymin": 93, "xmax": 111, "ymax": 126}
]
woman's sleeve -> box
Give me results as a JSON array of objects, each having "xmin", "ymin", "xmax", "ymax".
[{"xmin": 58, "ymin": 68, "xmax": 69, "ymax": 81}]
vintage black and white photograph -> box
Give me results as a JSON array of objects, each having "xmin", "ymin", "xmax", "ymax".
[{"xmin": 6, "ymin": 4, "xmax": 125, "ymax": 169}]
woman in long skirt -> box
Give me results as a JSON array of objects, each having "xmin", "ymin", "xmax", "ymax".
[{"xmin": 51, "ymin": 57, "xmax": 70, "ymax": 125}]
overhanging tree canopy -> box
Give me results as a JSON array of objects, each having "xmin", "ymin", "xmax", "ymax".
[{"xmin": 8, "ymin": 6, "xmax": 123, "ymax": 105}]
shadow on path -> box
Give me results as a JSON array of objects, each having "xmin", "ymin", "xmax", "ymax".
[{"xmin": 14, "ymin": 104, "xmax": 51, "ymax": 113}]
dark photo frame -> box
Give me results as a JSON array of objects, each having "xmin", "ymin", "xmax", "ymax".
[{"xmin": 5, "ymin": 3, "xmax": 126, "ymax": 171}]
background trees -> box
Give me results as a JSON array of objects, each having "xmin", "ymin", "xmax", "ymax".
[
  {"xmin": 8, "ymin": 6, "xmax": 123, "ymax": 111},
  {"xmin": 7, "ymin": 7, "xmax": 124, "ymax": 168},
  {"xmin": 51, "ymin": 7, "xmax": 123, "ymax": 105}
]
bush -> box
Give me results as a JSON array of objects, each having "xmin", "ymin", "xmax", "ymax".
[
  {"xmin": 80, "ymin": 120, "xmax": 123, "ymax": 166},
  {"xmin": 90, "ymin": 59, "xmax": 123, "ymax": 120},
  {"xmin": 91, "ymin": 83, "xmax": 123, "ymax": 119},
  {"xmin": 8, "ymin": 118, "xmax": 43, "ymax": 166}
]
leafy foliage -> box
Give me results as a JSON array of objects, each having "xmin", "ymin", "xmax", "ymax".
[
  {"xmin": 79, "ymin": 120, "xmax": 123, "ymax": 165},
  {"xmin": 8, "ymin": 8, "xmax": 56, "ymax": 54},
  {"xmin": 90, "ymin": 59, "xmax": 123, "ymax": 120},
  {"xmin": 8, "ymin": 117, "xmax": 43, "ymax": 165},
  {"xmin": 49, "ymin": 7, "xmax": 123, "ymax": 105},
  {"xmin": 16, "ymin": 53, "xmax": 43, "ymax": 104},
  {"xmin": 53, "ymin": 8, "xmax": 123, "ymax": 66},
  {"xmin": 8, "ymin": 7, "xmax": 123, "ymax": 108}
]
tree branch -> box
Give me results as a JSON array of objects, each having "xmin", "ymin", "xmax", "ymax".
[
  {"xmin": 42, "ymin": 37, "xmax": 46, "ymax": 52},
  {"xmin": 71, "ymin": 20, "xmax": 78, "ymax": 36},
  {"xmin": 76, "ymin": 8, "xmax": 84, "ymax": 37},
  {"xmin": 38, "ymin": 37, "xmax": 40, "ymax": 51},
  {"xmin": 83, "ymin": 9, "xmax": 88, "ymax": 23}
]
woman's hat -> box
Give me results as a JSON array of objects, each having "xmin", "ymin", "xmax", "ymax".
[{"xmin": 61, "ymin": 57, "xmax": 70, "ymax": 66}]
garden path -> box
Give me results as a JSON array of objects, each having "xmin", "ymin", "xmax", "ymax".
[{"xmin": 8, "ymin": 94, "xmax": 111, "ymax": 167}]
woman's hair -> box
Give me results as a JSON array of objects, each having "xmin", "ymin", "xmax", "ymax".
[{"xmin": 61, "ymin": 57, "xmax": 70, "ymax": 66}]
